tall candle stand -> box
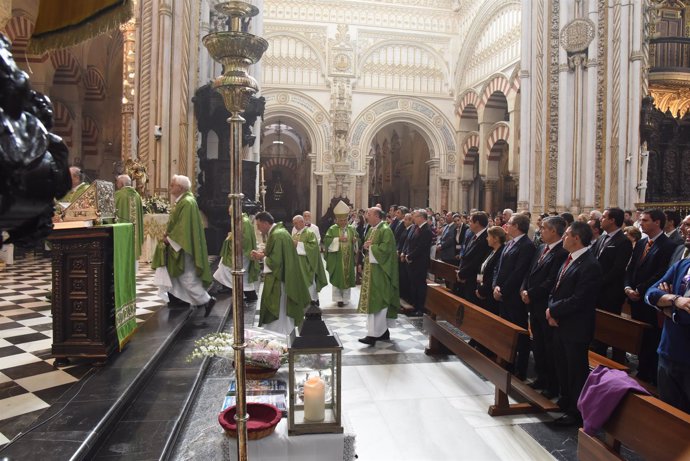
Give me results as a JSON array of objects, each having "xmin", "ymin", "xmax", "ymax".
[{"xmin": 202, "ymin": 3, "xmax": 267, "ymax": 460}]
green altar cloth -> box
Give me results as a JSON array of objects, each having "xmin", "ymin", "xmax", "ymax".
[{"xmin": 109, "ymin": 223, "xmax": 137, "ymax": 349}]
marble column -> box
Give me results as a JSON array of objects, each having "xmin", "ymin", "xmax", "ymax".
[
  {"xmin": 461, "ymin": 180, "xmax": 473, "ymax": 214},
  {"xmin": 426, "ymin": 158, "xmax": 440, "ymax": 210},
  {"xmin": 484, "ymin": 179, "xmax": 497, "ymax": 215}
]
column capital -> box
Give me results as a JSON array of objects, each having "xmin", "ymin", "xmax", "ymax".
[
  {"xmin": 484, "ymin": 179, "xmax": 498, "ymax": 191},
  {"xmin": 460, "ymin": 180, "xmax": 473, "ymax": 190}
]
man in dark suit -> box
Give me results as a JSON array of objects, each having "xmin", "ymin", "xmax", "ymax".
[
  {"xmin": 546, "ymin": 221, "xmax": 602, "ymax": 426},
  {"xmin": 493, "ymin": 213, "xmax": 536, "ymax": 379},
  {"xmin": 436, "ymin": 212, "xmax": 458, "ymax": 265},
  {"xmin": 664, "ymin": 210, "xmax": 685, "ymax": 247},
  {"xmin": 402, "ymin": 209, "xmax": 434, "ymax": 317},
  {"xmin": 456, "ymin": 211, "xmax": 491, "ymax": 304},
  {"xmin": 590, "ymin": 207, "xmax": 633, "ymax": 358},
  {"xmin": 670, "ymin": 214, "xmax": 690, "ymax": 265},
  {"xmin": 397, "ymin": 212, "xmax": 414, "ymax": 303},
  {"xmin": 393, "ymin": 206, "xmax": 409, "ymax": 244},
  {"xmin": 388, "ymin": 205, "xmax": 400, "ymax": 234},
  {"xmin": 624, "ymin": 209, "xmax": 678, "ymax": 384},
  {"xmin": 520, "ymin": 216, "xmax": 569, "ymax": 397}
]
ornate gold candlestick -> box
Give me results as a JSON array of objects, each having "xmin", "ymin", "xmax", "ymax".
[{"xmin": 202, "ymin": 3, "xmax": 267, "ymax": 460}]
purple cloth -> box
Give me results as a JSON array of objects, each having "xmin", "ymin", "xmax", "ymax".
[{"xmin": 577, "ymin": 365, "xmax": 650, "ymax": 435}]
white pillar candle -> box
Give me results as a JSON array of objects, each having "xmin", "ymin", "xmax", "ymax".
[{"xmin": 303, "ymin": 375, "xmax": 325, "ymax": 422}]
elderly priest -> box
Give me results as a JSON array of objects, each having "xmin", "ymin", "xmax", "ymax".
[
  {"xmin": 213, "ymin": 211, "xmax": 260, "ymax": 301},
  {"xmin": 114, "ymin": 174, "xmax": 144, "ymax": 263},
  {"xmin": 152, "ymin": 175, "xmax": 216, "ymax": 316},
  {"xmin": 60, "ymin": 166, "xmax": 89, "ymax": 202},
  {"xmin": 323, "ymin": 200, "xmax": 359, "ymax": 307},
  {"xmin": 292, "ymin": 215, "xmax": 328, "ymax": 306}
]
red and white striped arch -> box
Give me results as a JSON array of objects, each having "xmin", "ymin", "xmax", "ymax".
[
  {"xmin": 480, "ymin": 74, "xmax": 516, "ymax": 108},
  {"xmin": 81, "ymin": 116, "xmax": 99, "ymax": 156},
  {"xmin": 461, "ymin": 133, "xmax": 480, "ymax": 163},
  {"xmin": 50, "ymin": 49, "xmax": 82, "ymax": 85},
  {"xmin": 84, "ymin": 66, "xmax": 106, "ymax": 101},
  {"xmin": 52, "ymin": 100, "xmax": 74, "ymax": 149},
  {"xmin": 487, "ymin": 123, "xmax": 509, "ymax": 156},
  {"xmin": 457, "ymin": 90, "xmax": 481, "ymax": 118},
  {"xmin": 3, "ymin": 14, "xmax": 46, "ymax": 63},
  {"xmin": 261, "ymin": 157, "xmax": 296, "ymax": 171}
]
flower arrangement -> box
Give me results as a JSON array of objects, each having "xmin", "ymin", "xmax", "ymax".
[
  {"xmin": 143, "ymin": 194, "xmax": 172, "ymax": 214},
  {"xmin": 187, "ymin": 330, "xmax": 288, "ymax": 370}
]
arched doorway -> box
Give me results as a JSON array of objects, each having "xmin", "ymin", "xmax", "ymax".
[
  {"xmin": 260, "ymin": 120, "xmax": 312, "ymax": 224},
  {"xmin": 367, "ymin": 123, "xmax": 430, "ymax": 208}
]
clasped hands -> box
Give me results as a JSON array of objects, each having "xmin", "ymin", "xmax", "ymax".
[
  {"xmin": 250, "ymin": 249, "xmax": 265, "ymax": 260},
  {"xmin": 657, "ymin": 282, "xmax": 690, "ymax": 313}
]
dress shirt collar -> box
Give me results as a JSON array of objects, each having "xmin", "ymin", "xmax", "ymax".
[{"xmin": 569, "ymin": 246, "xmax": 589, "ymax": 262}]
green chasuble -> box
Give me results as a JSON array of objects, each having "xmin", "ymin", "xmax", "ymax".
[
  {"xmin": 293, "ymin": 227, "xmax": 328, "ymax": 293},
  {"xmin": 114, "ymin": 186, "xmax": 145, "ymax": 260},
  {"xmin": 60, "ymin": 182, "xmax": 89, "ymax": 202},
  {"xmin": 357, "ymin": 222, "xmax": 399, "ymax": 318},
  {"xmin": 259, "ymin": 223, "xmax": 311, "ymax": 328},
  {"xmin": 323, "ymin": 224, "xmax": 358, "ymax": 289},
  {"xmin": 152, "ymin": 191, "xmax": 212, "ymax": 287},
  {"xmin": 219, "ymin": 213, "xmax": 260, "ymax": 283},
  {"xmin": 110, "ymin": 223, "xmax": 137, "ymax": 349}
]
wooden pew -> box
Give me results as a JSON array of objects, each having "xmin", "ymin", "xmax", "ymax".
[
  {"xmin": 429, "ymin": 259, "xmax": 459, "ymax": 291},
  {"xmin": 424, "ymin": 284, "xmax": 559, "ymax": 416},
  {"xmin": 588, "ymin": 310, "xmax": 650, "ymax": 373},
  {"xmin": 577, "ymin": 392, "xmax": 690, "ymax": 461}
]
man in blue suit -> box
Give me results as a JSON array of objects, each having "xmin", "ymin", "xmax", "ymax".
[{"xmin": 645, "ymin": 249, "xmax": 690, "ymax": 413}]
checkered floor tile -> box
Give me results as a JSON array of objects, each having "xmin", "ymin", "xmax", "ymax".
[{"xmin": 0, "ymin": 252, "xmax": 167, "ymax": 448}]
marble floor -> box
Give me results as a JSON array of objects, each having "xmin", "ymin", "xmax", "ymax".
[{"xmin": 0, "ymin": 252, "xmax": 580, "ymax": 460}]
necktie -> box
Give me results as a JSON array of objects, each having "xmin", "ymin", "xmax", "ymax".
[
  {"xmin": 538, "ymin": 245, "xmax": 550, "ymax": 265},
  {"xmin": 555, "ymin": 254, "xmax": 573, "ymax": 290},
  {"xmin": 683, "ymin": 247, "xmax": 689, "ymax": 260},
  {"xmin": 596, "ymin": 234, "xmax": 610, "ymax": 257},
  {"xmin": 640, "ymin": 239, "xmax": 654, "ymax": 262}
]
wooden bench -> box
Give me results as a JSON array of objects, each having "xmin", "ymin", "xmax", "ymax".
[
  {"xmin": 588, "ymin": 310, "xmax": 651, "ymax": 381},
  {"xmin": 423, "ymin": 284, "xmax": 559, "ymax": 416},
  {"xmin": 577, "ymin": 392, "xmax": 690, "ymax": 461},
  {"xmin": 429, "ymin": 259, "xmax": 459, "ymax": 291}
]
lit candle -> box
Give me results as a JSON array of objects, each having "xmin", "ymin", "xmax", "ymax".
[
  {"xmin": 260, "ymin": 166, "xmax": 265, "ymax": 183},
  {"xmin": 303, "ymin": 375, "xmax": 325, "ymax": 422}
]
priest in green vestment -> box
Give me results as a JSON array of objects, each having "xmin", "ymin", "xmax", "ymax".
[
  {"xmin": 152, "ymin": 175, "xmax": 216, "ymax": 316},
  {"xmin": 323, "ymin": 200, "xmax": 359, "ymax": 307},
  {"xmin": 357, "ymin": 207, "xmax": 399, "ymax": 346},
  {"xmin": 115, "ymin": 174, "xmax": 144, "ymax": 263},
  {"xmin": 59, "ymin": 166, "xmax": 89, "ymax": 202},
  {"xmin": 251, "ymin": 211, "xmax": 311, "ymax": 335},
  {"xmin": 213, "ymin": 212, "xmax": 260, "ymax": 300},
  {"xmin": 292, "ymin": 215, "xmax": 328, "ymax": 305}
]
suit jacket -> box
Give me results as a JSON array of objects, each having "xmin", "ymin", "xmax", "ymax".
[
  {"xmin": 457, "ymin": 229, "xmax": 491, "ymax": 296},
  {"xmin": 394, "ymin": 220, "xmax": 408, "ymax": 245},
  {"xmin": 390, "ymin": 218, "xmax": 401, "ymax": 235},
  {"xmin": 405, "ymin": 223, "xmax": 433, "ymax": 278},
  {"xmin": 595, "ymin": 230, "xmax": 633, "ymax": 311},
  {"xmin": 493, "ymin": 235, "xmax": 537, "ymax": 305},
  {"xmin": 521, "ymin": 241, "xmax": 569, "ymax": 310},
  {"xmin": 436, "ymin": 223, "xmax": 457, "ymax": 261},
  {"xmin": 670, "ymin": 244, "xmax": 690, "ymax": 266},
  {"xmin": 625, "ymin": 233, "xmax": 677, "ymax": 297},
  {"xmin": 477, "ymin": 245, "xmax": 504, "ymax": 313},
  {"xmin": 667, "ymin": 228, "xmax": 684, "ymax": 247},
  {"xmin": 396, "ymin": 224, "xmax": 412, "ymax": 253},
  {"xmin": 548, "ymin": 249, "xmax": 603, "ymax": 342}
]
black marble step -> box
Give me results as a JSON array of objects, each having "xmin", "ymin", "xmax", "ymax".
[
  {"xmin": 0, "ymin": 304, "xmax": 201, "ymax": 461},
  {"xmin": 90, "ymin": 296, "xmax": 234, "ymax": 460}
]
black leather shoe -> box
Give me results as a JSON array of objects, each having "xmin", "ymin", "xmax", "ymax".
[
  {"xmin": 378, "ymin": 329, "xmax": 390, "ymax": 340},
  {"xmin": 358, "ymin": 336, "xmax": 377, "ymax": 346},
  {"xmin": 337, "ymin": 301, "xmax": 344, "ymax": 307},
  {"xmin": 552, "ymin": 413, "xmax": 582, "ymax": 427},
  {"xmin": 204, "ymin": 296, "xmax": 217, "ymax": 317},
  {"xmin": 408, "ymin": 310, "xmax": 423, "ymax": 317},
  {"xmin": 244, "ymin": 290, "xmax": 258, "ymax": 301},
  {"xmin": 167, "ymin": 293, "xmax": 190, "ymax": 307}
]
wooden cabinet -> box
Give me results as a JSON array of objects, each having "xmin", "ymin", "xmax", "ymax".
[{"xmin": 48, "ymin": 226, "xmax": 117, "ymax": 365}]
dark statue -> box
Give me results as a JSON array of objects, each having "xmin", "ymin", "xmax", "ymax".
[
  {"xmin": 0, "ymin": 34, "xmax": 71, "ymax": 247},
  {"xmin": 192, "ymin": 84, "xmax": 265, "ymax": 252},
  {"xmin": 640, "ymin": 96, "xmax": 690, "ymax": 203}
]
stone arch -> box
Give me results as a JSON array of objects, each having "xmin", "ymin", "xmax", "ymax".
[
  {"xmin": 461, "ymin": 132, "xmax": 481, "ymax": 163},
  {"xmin": 84, "ymin": 66, "xmax": 106, "ymax": 101},
  {"xmin": 50, "ymin": 49, "xmax": 82, "ymax": 85},
  {"xmin": 479, "ymin": 73, "xmax": 512, "ymax": 109},
  {"xmin": 2, "ymin": 12, "xmax": 42, "ymax": 63},
  {"xmin": 351, "ymin": 97, "xmax": 457, "ymax": 175},
  {"xmin": 486, "ymin": 122, "xmax": 510, "ymax": 154},
  {"xmin": 262, "ymin": 32, "xmax": 328, "ymax": 87},
  {"xmin": 359, "ymin": 40, "xmax": 449, "ymax": 94},
  {"xmin": 262, "ymin": 89, "xmax": 331, "ymax": 170},
  {"xmin": 457, "ymin": 89, "xmax": 481, "ymax": 118},
  {"xmin": 52, "ymin": 100, "xmax": 75, "ymax": 150},
  {"xmin": 454, "ymin": 0, "xmax": 521, "ymax": 89},
  {"xmin": 81, "ymin": 115, "xmax": 99, "ymax": 157}
]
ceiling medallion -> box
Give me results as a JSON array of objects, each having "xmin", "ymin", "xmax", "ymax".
[{"xmin": 560, "ymin": 18, "xmax": 595, "ymax": 53}]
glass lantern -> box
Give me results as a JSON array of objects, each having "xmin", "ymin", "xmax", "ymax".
[{"xmin": 287, "ymin": 306, "xmax": 343, "ymax": 435}]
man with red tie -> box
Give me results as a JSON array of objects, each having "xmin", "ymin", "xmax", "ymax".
[
  {"xmin": 520, "ymin": 216, "xmax": 569, "ymax": 398},
  {"xmin": 624, "ymin": 209, "xmax": 677, "ymax": 384},
  {"xmin": 546, "ymin": 221, "xmax": 602, "ymax": 426}
]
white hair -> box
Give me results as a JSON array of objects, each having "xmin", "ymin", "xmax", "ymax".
[
  {"xmin": 117, "ymin": 174, "xmax": 132, "ymax": 187},
  {"xmin": 590, "ymin": 210, "xmax": 603, "ymax": 220},
  {"xmin": 172, "ymin": 174, "xmax": 191, "ymax": 192},
  {"xmin": 503, "ymin": 208, "xmax": 514, "ymax": 216},
  {"xmin": 293, "ymin": 215, "xmax": 305, "ymax": 223}
]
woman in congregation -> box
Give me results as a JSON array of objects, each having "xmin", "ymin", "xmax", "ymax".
[{"xmin": 474, "ymin": 225, "xmax": 507, "ymax": 316}]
